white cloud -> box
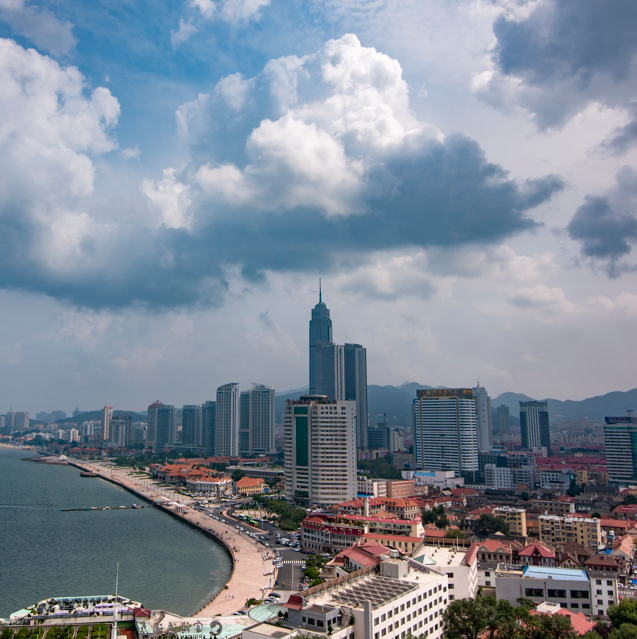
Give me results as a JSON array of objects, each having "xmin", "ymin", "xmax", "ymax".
[
  {"xmin": 508, "ymin": 285, "xmax": 576, "ymax": 315},
  {"xmin": 142, "ymin": 168, "xmax": 192, "ymax": 229},
  {"xmin": 0, "ymin": 38, "xmax": 119, "ymax": 268},
  {"xmin": 173, "ymin": 0, "xmax": 271, "ymax": 45},
  {"xmin": 170, "ymin": 17, "xmax": 198, "ymax": 47},
  {"xmin": 181, "ymin": 34, "xmax": 442, "ymax": 217},
  {"xmin": 0, "ymin": 0, "xmax": 76, "ymax": 56},
  {"xmin": 119, "ymin": 146, "xmax": 140, "ymax": 160},
  {"xmin": 588, "ymin": 292, "xmax": 637, "ymax": 316}
]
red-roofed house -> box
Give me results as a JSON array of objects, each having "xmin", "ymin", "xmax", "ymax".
[
  {"xmin": 518, "ymin": 543, "xmax": 556, "ymax": 566},
  {"xmin": 531, "ymin": 603, "xmax": 594, "ymax": 636}
]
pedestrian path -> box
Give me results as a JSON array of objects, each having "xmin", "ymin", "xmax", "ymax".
[{"xmin": 280, "ymin": 560, "xmax": 306, "ymax": 565}]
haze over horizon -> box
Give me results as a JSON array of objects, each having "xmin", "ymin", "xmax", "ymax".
[{"xmin": 0, "ymin": 0, "xmax": 636, "ymax": 415}]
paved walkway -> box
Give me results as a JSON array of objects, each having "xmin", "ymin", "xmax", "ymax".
[{"xmin": 69, "ymin": 461, "xmax": 274, "ymax": 616}]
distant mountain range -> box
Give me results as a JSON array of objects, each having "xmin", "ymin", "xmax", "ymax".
[{"xmin": 276, "ymin": 384, "xmax": 637, "ymax": 426}]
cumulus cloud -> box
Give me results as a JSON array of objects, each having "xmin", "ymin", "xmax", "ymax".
[
  {"xmin": 475, "ymin": 0, "xmax": 637, "ymax": 132},
  {"xmin": 567, "ymin": 166, "xmax": 637, "ymax": 277},
  {"xmin": 0, "ymin": 0, "xmax": 76, "ymax": 56},
  {"xmin": 0, "ymin": 35, "xmax": 564, "ymax": 310}
]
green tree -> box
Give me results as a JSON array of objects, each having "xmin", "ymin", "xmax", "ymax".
[
  {"xmin": 610, "ymin": 625, "xmax": 637, "ymax": 639},
  {"xmin": 422, "ymin": 505, "xmax": 448, "ymax": 528},
  {"xmin": 473, "ymin": 514, "xmax": 510, "ymax": 536},
  {"xmin": 624, "ymin": 494, "xmax": 637, "ymax": 505},
  {"xmin": 442, "ymin": 595, "xmax": 523, "ymax": 639},
  {"xmin": 445, "ymin": 529, "xmax": 466, "ymax": 539},
  {"xmin": 527, "ymin": 613, "xmax": 580, "ymax": 639},
  {"xmin": 609, "ymin": 600, "xmax": 637, "ymax": 630}
]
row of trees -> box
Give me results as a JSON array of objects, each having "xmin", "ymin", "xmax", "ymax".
[
  {"xmin": 253, "ymin": 495, "xmax": 307, "ymax": 530},
  {"xmin": 443, "ymin": 595, "xmax": 637, "ymax": 639}
]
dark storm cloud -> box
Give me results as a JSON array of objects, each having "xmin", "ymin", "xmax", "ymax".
[
  {"xmin": 0, "ymin": 136, "xmax": 563, "ymax": 311},
  {"xmin": 601, "ymin": 103, "xmax": 637, "ymax": 155},
  {"xmin": 567, "ymin": 168, "xmax": 637, "ymax": 277},
  {"xmin": 491, "ymin": 0, "xmax": 637, "ymax": 129}
]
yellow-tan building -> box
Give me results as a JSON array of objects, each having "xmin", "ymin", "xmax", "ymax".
[
  {"xmin": 236, "ymin": 476, "xmax": 266, "ymax": 496},
  {"xmin": 493, "ymin": 506, "xmax": 527, "ymax": 537},
  {"xmin": 538, "ymin": 515, "xmax": 601, "ymax": 551}
]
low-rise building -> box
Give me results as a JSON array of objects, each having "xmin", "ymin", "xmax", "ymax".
[
  {"xmin": 496, "ymin": 566, "xmax": 599, "ymax": 616},
  {"xmin": 493, "ymin": 506, "xmax": 527, "ymax": 537},
  {"xmin": 235, "ymin": 476, "xmax": 266, "ymax": 496},
  {"xmin": 531, "ymin": 498, "xmax": 576, "ymax": 515},
  {"xmin": 412, "ymin": 543, "xmax": 479, "ymax": 601},
  {"xmin": 386, "ymin": 480, "xmax": 415, "ymax": 499},
  {"xmin": 357, "ymin": 478, "xmax": 387, "ymax": 498},
  {"xmin": 538, "ymin": 515, "xmax": 602, "ymax": 552}
]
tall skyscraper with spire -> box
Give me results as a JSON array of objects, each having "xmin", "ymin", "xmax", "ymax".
[
  {"xmin": 308, "ymin": 282, "xmax": 369, "ymax": 451},
  {"xmin": 309, "ymin": 280, "xmax": 333, "ymax": 395}
]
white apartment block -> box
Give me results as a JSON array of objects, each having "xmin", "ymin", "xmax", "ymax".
[{"xmin": 285, "ymin": 396, "xmax": 357, "ymax": 507}]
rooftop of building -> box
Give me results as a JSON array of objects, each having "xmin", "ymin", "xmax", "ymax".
[
  {"xmin": 523, "ymin": 566, "xmax": 589, "ymax": 581},
  {"xmin": 530, "ymin": 604, "xmax": 595, "ymax": 636},
  {"xmin": 413, "ymin": 542, "xmax": 478, "ymax": 568},
  {"xmin": 292, "ymin": 561, "xmax": 441, "ymax": 612},
  {"xmin": 519, "ymin": 543, "xmax": 555, "ymax": 559}
]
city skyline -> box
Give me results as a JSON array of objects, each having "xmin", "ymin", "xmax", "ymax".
[{"xmin": 0, "ymin": 2, "xmax": 636, "ymax": 413}]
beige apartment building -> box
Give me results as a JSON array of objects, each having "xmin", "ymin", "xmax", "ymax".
[
  {"xmin": 493, "ymin": 506, "xmax": 527, "ymax": 537},
  {"xmin": 538, "ymin": 515, "xmax": 601, "ymax": 551}
]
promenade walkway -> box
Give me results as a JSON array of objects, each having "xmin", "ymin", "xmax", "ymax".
[{"xmin": 69, "ymin": 461, "xmax": 274, "ymax": 616}]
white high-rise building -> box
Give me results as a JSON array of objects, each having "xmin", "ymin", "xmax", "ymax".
[
  {"xmin": 101, "ymin": 406, "xmax": 113, "ymax": 442},
  {"xmin": 413, "ymin": 388, "xmax": 479, "ymax": 474},
  {"xmin": 156, "ymin": 405, "xmax": 177, "ymax": 449},
  {"xmin": 472, "ymin": 385, "xmax": 493, "ymax": 452},
  {"xmin": 216, "ymin": 383, "xmax": 240, "ymax": 456},
  {"xmin": 284, "ymin": 396, "xmax": 356, "ymax": 507},
  {"xmin": 250, "ymin": 384, "xmax": 276, "ymax": 455}
]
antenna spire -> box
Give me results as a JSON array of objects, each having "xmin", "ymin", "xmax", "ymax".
[{"xmin": 319, "ymin": 278, "xmax": 322, "ymax": 303}]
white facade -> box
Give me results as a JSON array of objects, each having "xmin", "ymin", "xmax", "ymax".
[
  {"xmin": 101, "ymin": 405, "xmax": 113, "ymax": 442},
  {"xmin": 413, "ymin": 545, "xmax": 479, "ymax": 602},
  {"xmin": 413, "ymin": 389, "xmax": 479, "ymax": 473},
  {"xmin": 357, "ymin": 478, "xmax": 387, "ymax": 497},
  {"xmin": 284, "ymin": 396, "xmax": 357, "ymax": 507},
  {"xmin": 391, "ymin": 430, "xmax": 405, "ymax": 453},
  {"xmin": 216, "ymin": 383, "xmax": 240, "ymax": 456},
  {"xmin": 472, "ymin": 385, "xmax": 492, "ymax": 453},
  {"xmin": 285, "ymin": 559, "xmax": 449, "ymax": 639},
  {"xmin": 250, "ymin": 383, "xmax": 276, "ymax": 454}
]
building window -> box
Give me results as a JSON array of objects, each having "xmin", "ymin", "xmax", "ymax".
[
  {"xmin": 571, "ymin": 604, "xmax": 579, "ymax": 609},
  {"xmin": 548, "ymin": 589, "xmax": 566, "ymax": 599},
  {"xmin": 582, "ymin": 604, "xmax": 590, "ymax": 610},
  {"xmin": 570, "ymin": 590, "xmax": 589, "ymax": 599},
  {"xmin": 485, "ymin": 581, "xmax": 491, "ymax": 587},
  {"xmin": 449, "ymin": 584, "xmax": 454, "ymax": 589},
  {"xmin": 608, "ymin": 591, "xmax": 614, "ymax": 597},
  {"xmin": 596, "ymin": 580, "xmax": 602, "ymax": 585},
  {"xmin": 607, "ymin": 581, "xmax": 613, "ymax": 586},
  {"xmin": 597, "ymin": 590, "xmax": 603, "ymax": 595},
  {"xmin": 526, "ymin": 588, "xmax": 544, "ymax": 598},
  {"xmin": 449, "ymin": 595, "xmax": 454, "ymax": 600}
]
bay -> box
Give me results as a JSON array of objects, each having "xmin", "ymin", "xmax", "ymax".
[{"xmin": 0, "ymin": 446, "xmax": 231, "ymax": 618}]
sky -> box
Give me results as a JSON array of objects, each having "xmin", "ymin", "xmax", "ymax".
[{"xmin": 1, "ymin": 0, "xmax": 637, "ymax": 416}]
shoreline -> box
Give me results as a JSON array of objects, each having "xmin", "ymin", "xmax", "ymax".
[{"xmin": 66, "ymin": 460, "xmax": 275, "ymax": 616}]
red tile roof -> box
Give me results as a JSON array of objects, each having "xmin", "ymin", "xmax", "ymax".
[{"xmin": 519, "ymin": 543, "xmax": 555, "ymax": 558}]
